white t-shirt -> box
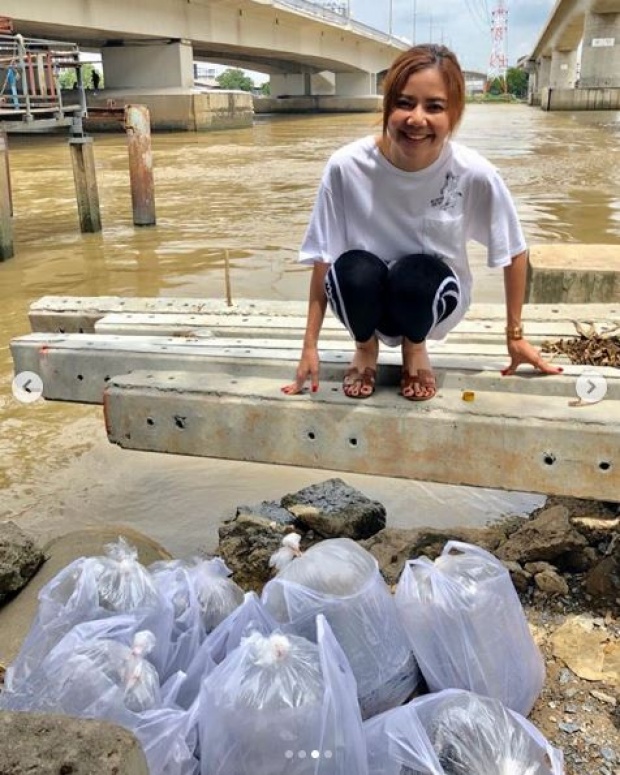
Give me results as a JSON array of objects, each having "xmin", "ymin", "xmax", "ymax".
[{"xmin": 299, "ymin": 136, "xmax": 526, "ymax": 339}]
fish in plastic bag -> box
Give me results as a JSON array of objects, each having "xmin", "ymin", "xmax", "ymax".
[
  {"xmin": 198, "ymin": 615, "xmax": 368, "ymax": 774},
  {"xmin": 395, "ymin": 541, "xmax": 545, "ymax": 716},
  {"xmin": 6, "ymin": 538, "xmax": 174, "ymax": 690},
  {"xmin": 175, "ymin": 591, "xmax": 278, "ymax": 710},
  {"xmin": 364, "ymin": 689, "xmax": 564, "ymax": 775},
  {"xmin": 263, "ymin": 537, "xmax": 420, "ymax": 719}
]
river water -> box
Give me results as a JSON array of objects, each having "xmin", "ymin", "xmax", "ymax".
[{"xmin": 1, "ymin": 104, "xmax": 619, "ymax": 556}]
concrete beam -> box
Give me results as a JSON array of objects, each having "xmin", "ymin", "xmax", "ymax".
[
  {"xmin": 527, "ymin": 244, "xmax": 620, "ymax": 302},
  {"xmin": 26, "ymin": 296, "xmax": 620, "ymax": 335},
  {"xmin": 102, "ymin": 369, "xmax": 620, "ymax": 502}
]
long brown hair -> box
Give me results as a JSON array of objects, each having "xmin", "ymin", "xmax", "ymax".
[{"xmin": 382, "ymin": 44, "xmax": 465, "ymax": 134}]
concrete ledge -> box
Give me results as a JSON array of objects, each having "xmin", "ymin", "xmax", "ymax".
[
  {"xmin": 0, "ymin": 711, "xmax": 149, "ymax": 774},
  {"xmin": 84, "ymin": 89, "xmax": 253, "ymax": 132},
  {"xmin": 527, "ymin": 244, "xmax": 620, "ymax": 303},
  {"xmin": 103, "ymin": 369, "xmax": 620, "ymax": 502},
  {"xmin": 540, "ymin": 86, "xmax": 620, "ymax": 112},
  {"xmin": 27, "ymin": 296, "xmax": 620, "ymax": 334},
  {"xmin": 254, "ymin": 95, "xmax": 381, "ymax": 113}
]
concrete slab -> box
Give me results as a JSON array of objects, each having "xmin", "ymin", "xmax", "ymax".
[
  {"xmin": 14, "ymin": 329, "xmax": 618, "ymax": 405},
  {"xmin": 15, "ymin": 296, "xmax": 620, "ymax": 502},
  {"xmin": 527, "ymin": 244, "xmax": 620, "ymax": 303},
  {"xmin": 103, "ymin": 369, "xmax": 620, "ymax": 502},
  {"xmin": 29, "ymin": 295, "xmax": 620, "ymax": 333},
  {"xmin": 12, "ymin": 300, "xmax": 620, "ymax": 404}
]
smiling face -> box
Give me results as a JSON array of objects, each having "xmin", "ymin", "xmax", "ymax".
[{"xmin": 383, "ymin": 67, "xmax": 451, "ymax": 172}]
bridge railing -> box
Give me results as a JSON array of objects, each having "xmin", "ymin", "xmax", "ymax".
[{"xmin": 267, "ymin": 0, "xmax": 408, "ymax": 48}]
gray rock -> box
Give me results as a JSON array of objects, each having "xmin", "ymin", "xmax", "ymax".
[
  {"xmin": 218, "ymin": 511, "xmax": 296, "ymax": 593},
  {"xmin": 359, "ymin": 525, "xmax": 505, "ymax": 586},
  {"xmin": 534, "ymin": 569, "xmax": 569, "ymax": 595},
  {"xmin": 0, "ymin": 711, "xmax": 149, "ymax": 774},
  {"xmin": 280, "ymin": 478, "xmax": 386, "ymax": 540},
  {"xmin": 0, "ymin": 522, "xmax": 44, "ymax": 604},
  {"xmin": 584, "ymin": 556, "xmax": 620, "ymax": 599},
  {"xmin": 496, "ymin": 505, "xmax": 587, "ymax": 563},
  {"xmin": 502, "ymin": 560, "xmax": 532, "ymax": 592}
]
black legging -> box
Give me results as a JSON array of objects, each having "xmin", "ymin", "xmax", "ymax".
[{"xmin": 325, "ymin": 250, "xmax": 460, "ymax": 344}]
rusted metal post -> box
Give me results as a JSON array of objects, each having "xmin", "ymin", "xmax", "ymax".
[
  {"xmin": 0, "ymin": 133, "xmax": 14, "ymax": 260},
  {"xmin": 124, "ymin": 104, "xmax": 156, "ymax": 227},
  {"xmin": 69, "ymin": 136, "xmax": 102, "ymax": 233}
]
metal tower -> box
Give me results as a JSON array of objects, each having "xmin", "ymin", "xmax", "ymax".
[{"xmin": 488, "ymin": 0, "xmax": 509, "ymax": 83}]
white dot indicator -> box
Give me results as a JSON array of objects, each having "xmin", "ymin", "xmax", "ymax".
[
  {"xmin": 12, "ymin": 371, "xmax": 43, "ymax": 404},
  {"xmin": 298, "ymin": 750, "xmax": 307, "ymax": 759},
  {"xmin": 324, "ymin": 750, "xmax": 333, "ymax": 759},
  {"xmin": 311, "ymin": 750, "xmax": 320, "ymax": 759},
  {"xmin": 284, "ymin": 751, "xmax": 294, "ymax": 759}
]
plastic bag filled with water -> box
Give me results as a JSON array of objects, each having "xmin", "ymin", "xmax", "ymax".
[
  {"xmin": 262, "ymin": 537, "xmax": 420, "ymax": 718},
  {"xmin": 5, "ymin": 537, "xmax": 174, "ymax": 690},
  {"xmin": 395, "ymin": 541, "xmax": 544, "ymax": 715},
  {"xmin": 364, "ymin": 689, "xmax": 564, "ymax": 775},
  {"xmin": 198, "ymin": 615, "xmax": 368, "ymax": 775},
  {"xmin": 176, "ymin": 590, "xmax": 278, "ymax": 710}
]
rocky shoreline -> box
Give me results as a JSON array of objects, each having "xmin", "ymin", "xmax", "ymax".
[{"xmin": 1, "ymin": 481, "xmax": 618, "ymax": 774}]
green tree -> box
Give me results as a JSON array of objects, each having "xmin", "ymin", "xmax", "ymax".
[
  {"xmin": 487, "ymin": 76, "xmax": 505, "ymax": 95},
  {"xmin": 506, "ymin": 67, "xmax": 528, "ymax": 99},
  {"xmin": 216, "ymin": 68, "xmax": 253, "ymax": 91},
  {"xmin": 260, "ymin": 81, "xmax": 271, "ymax": 96}
]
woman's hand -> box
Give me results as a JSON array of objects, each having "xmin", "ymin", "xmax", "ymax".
[
  {"xmin": 281, "ymin": 346, "xmax": 320, "ymax": 395},
  {"xmin": 501, "ymin": 338, "xmax": 564, "ymax": 376}
]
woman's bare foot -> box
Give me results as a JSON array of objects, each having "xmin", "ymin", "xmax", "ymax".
[
  {"xmin": 343, "ymin": 337, "xmax": 379, "ymax": 398},
  {"xmin": 401, "ymin": 339, "xmax": 436, "ymax": 401}
]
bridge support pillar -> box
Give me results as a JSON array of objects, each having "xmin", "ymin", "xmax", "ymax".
[
  {"xmin": 101, "ymin": 41, "xmax": 194, "ymax": 89},
  {"xmin": 580, "ymin": 12, "xmax": 620, "ymax": 88},
  {"xmin": 270, "ymin": 73, "xmax": 311, "ymax": 98},
  {"xmin": 538, "ymin": 56, "xmax": 552, "ymax": 90},
  {"xmin": 550, "ymin": 49, "xmax": 578, "ymax": 88},
  {"xmin": 334, "ymin": 71, "xmax": 376, "ymax": 96}
]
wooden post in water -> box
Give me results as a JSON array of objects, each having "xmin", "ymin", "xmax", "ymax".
[
  {"xmin": 69, "ymin": 136, "xmax": 102, "ymax": 233},
  {"xmin": 1, "ymin": 130, "xmax": 13, "ymax": 217},
  {"xmin": 0, "ymin": 133, "xmax": 14, "ymax": 260},
  {"xmin": 124, "ymin": 105, "xmax": 156, "ymax": 227}
]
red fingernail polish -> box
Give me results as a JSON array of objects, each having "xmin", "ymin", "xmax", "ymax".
[{"xmin": 312, "ymin": 385, "xmax": 318, "ymax": 393}]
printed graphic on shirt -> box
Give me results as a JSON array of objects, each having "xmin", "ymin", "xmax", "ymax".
[{"xmin": 430, "ymin": 172, "xmax": 463, "ymax": 211}]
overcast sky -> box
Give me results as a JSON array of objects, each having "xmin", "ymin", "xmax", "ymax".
[{"xmin": 348, "ymin": 0, "xmax": 556, "ymax": 72}]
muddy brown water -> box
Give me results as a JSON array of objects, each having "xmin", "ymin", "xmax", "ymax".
[{"xmin": 1, "ymin": 105, "xmax": 619, "ymax": 556}]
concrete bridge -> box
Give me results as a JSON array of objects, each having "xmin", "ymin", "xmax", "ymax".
[
  {"xmin": 528, "ymin": 0, "xmax": 620, "ymax": 110},
  {"xmin": 1, "ymin": 0, "xmax": 408, "ymax": 127}
]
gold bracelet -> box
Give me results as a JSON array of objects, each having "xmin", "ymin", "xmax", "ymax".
[{"xmin": 505, "ymin": 325, "xmax": 524, "ymax": 341}]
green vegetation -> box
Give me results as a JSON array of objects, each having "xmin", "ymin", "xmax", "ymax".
[
  {"xmin": 216, "ymin": 68, "xmax": 254, "ymax": 91},
  {"xmin": 57, "ymin": 64, "xmax": 103, "ymax": 90},
  {"xmin": 505, "ymin": 67, "xmax": 529, "ymax": 99}
]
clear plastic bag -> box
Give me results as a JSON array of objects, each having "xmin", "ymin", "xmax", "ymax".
[
  {"xmin": 262, "ymin": 538, "xmax": 420, "ymax": 719},
  {"xmin": 6, "ymin": 538, "xmax": 174, "ymax": 691},
  {"xmin": 149, "ymin": 561, "xmax": 205, "ymax": 679},
  {"xmin": 364, "ymin": 689, "xmax": 564, "ymax": 775},
  {"xmin": 394, "ymin": 541, "xmax": 545, "ymax": 716},
  {"xmin": 0, "ymin": 615, "xmax": 198, "ymax": 775},
  {"xmin": 176, "ymin": 591, "xmax": 278, "ymax": 711},
  {"xmin": 198, "ymin": 615, "xmax": 368, "ymax": 775},
  {"xmin": 0, "ymin": 618, "xmax": 161, "ymax": 715},
  {"xmin": 188, "ymin": 557, "xmax": 245, "ymax": 634}
]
